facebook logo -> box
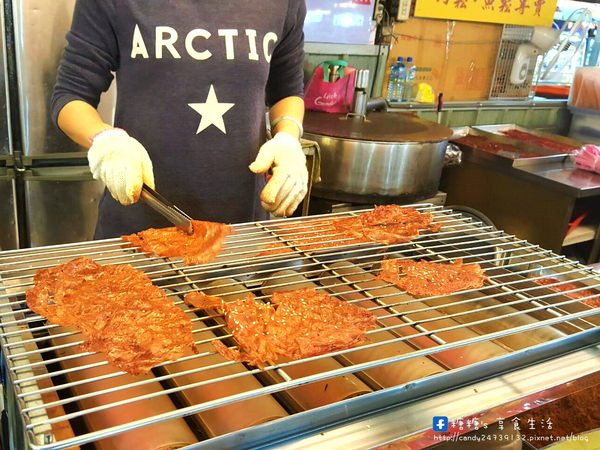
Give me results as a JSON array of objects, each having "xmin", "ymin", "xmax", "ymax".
[{"xmin": 433, "ymin": 416, "xmax": 449, "ymax": 432}]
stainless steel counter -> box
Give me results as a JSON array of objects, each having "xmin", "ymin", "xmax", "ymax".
[
  {"xmin": 514, "ymin": 160, "xmax": 600, "ymax": 198},
  {"xmin": 459, "ymin": 149, "xmax": 600, "ymax": 198},
  {"xmin": 442, "ymin": 126, "xmax": 600, "ymax": 261},
  {"xmin": 450, "ymin": 125, "xmax": 600, "ymax": 198}
]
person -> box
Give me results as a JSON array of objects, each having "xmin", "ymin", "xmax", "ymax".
[{"xmin": 51, "ymin": 0, "xmax": 308, "ymax": 239}]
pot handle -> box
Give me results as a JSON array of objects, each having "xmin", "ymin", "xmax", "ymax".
[
  {"xmin": 366, "ymin": 97, "xmax": 388, "ymax": 113},
  {"xmin": 444, "ymin": 126, "xmax": 467, "ymax": 167},
  {"xmin": 450, "ymin": 126, "xmax": 469, "ymax": 140},
  {"xmin": 444, "ymin": 143, "xmax": 462, "ymax": 167}
]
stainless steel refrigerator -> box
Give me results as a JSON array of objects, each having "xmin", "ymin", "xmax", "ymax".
[{"xmin": 1, "ymin": 0, "xmax": 114, "ymax": 250}]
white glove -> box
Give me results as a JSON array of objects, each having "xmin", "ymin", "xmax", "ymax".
[
  {"xmin": 88, "ymin": 128, "xmax": 155, "ymax": 205},
  {"xmin": 249, "ymin": 132, "xmax": 308, "ymax": 217}
]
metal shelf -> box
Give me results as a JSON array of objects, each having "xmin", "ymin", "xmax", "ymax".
[{"xmin": 563, "ymin": 224, "xmax": 597, "ymax": 247}]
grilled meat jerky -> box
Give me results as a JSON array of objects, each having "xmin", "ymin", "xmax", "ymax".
[
  {"xmin": 258, "ymin": 205, "xmax": 440, "ymax": 256},
  {"xmin": 378, "ymin": 258, "xmax": 487, "ymax": 297},
  {"xmin": 185, "ymin": 288, "xmax": 376, "ymax": 367},
  {"xmin": 333, "ymin": 205, "xmax": 441, "ymax": 245},
  {"xmin": 536, "ymin": 278, "xmax": 599, "ymax": 307},
  {"xmin": 123, "ymin": 220, "xmax": 233, "ymax": 265},
  {"xmin": 26, "ymin": 257, "xmax": 195, "ymax": 375}
]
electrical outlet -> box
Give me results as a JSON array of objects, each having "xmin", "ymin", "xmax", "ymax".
[{"xmin": 396, "ymin": 0, "xmax": 411, "ymax": 21}]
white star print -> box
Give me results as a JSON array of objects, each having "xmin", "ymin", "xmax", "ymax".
[{"xmin": 188, "ymin": 85, "xmax": 235, "ymax": 134}]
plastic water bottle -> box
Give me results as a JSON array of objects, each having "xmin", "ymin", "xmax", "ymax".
[
  {"xmin": 387, "ymin": 57, "xmax": 405, "ymax": 103},
  {"xmin": 395, "ymin": 58, "xmax": 406, "ymax": 102},
  {"xmin": 403, "ymin": 56, "xmax": 417, "ymax": 102},
  {"xmin": 386, "ymin": 58, "xmax": 399, "ymax": 102}
]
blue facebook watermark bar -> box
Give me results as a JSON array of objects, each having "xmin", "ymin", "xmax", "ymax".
[{"xmin": 433, "ymin": 416, "xmax": 449, "ymax": 432}]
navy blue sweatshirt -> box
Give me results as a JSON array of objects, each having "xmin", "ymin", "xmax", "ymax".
[{"xmin": 51, "ymin": 0, "xmax": 306, "ymax": 238}]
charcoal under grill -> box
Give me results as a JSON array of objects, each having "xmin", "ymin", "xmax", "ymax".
[{"xmin": 1, "ymin": 204, "xmax": 600, "ymax": 449}]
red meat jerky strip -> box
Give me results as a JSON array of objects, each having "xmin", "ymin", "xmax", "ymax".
[
  {"xmin": 123, "ymin": 220, "xmax": 234, "ymax": 265},
  {"xmin": 185, "ymin": 288, "xmax": 376, "ymax": 367},
  {"xmin": 26, "ymin": 257, "xmax": 195, "ymax": 375},
  {"xmin": 333, "ymin": 205, "xmax": 441, "ymax": 245},
  {"xmin": 378, "ymin": 258, "xmax": 487, "ymax": 297}
]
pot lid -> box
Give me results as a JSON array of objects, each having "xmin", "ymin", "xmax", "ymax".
[{"xmin": 303, "ymin": 111, "xmax": 453, "ymax": 143}]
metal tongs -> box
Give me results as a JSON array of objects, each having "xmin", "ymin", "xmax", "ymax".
[{"xmin": 140, "ymin": 184, "xmax": 194, "ymax": 235}]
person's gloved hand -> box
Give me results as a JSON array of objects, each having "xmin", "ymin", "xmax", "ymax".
[
  {"xmin": 249, "ymin": 132, "xmax": 308, "ymax": 217},
  {"xmin": 88, "ymin": 128, "xmax": 155, "ymax": 205}
]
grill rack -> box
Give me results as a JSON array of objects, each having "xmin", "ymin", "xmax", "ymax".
[{"xmin": 0, "ymin": 204, "xmax": 599, "ymax": 449}]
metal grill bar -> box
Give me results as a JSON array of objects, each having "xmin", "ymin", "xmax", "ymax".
[
  {"xmin": 0, "ymin": 228, "xmax": 532, "ymax": 300},
  {"xmin": 24, "ymin": 321, "xmax": 600, "ymax": 449},
  {"xmin": 20, "ymin": 291, "xmax": 598, "ymax": 427},
  {"xmin": 1, "ymin": 211, "xmax": 596, "ymax": 348},
  {"xmin": 0, "ymin": 204, "xmax": 599, "ymax": 449},
  {"xmin": 7, "ymin": 253, "xmax": 595, "ymax": 354}
]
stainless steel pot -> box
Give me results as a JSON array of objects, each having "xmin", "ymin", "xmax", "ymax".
[{"xmin": 304, "ymin": 111, "xmax": 453, "ymax": 204}]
